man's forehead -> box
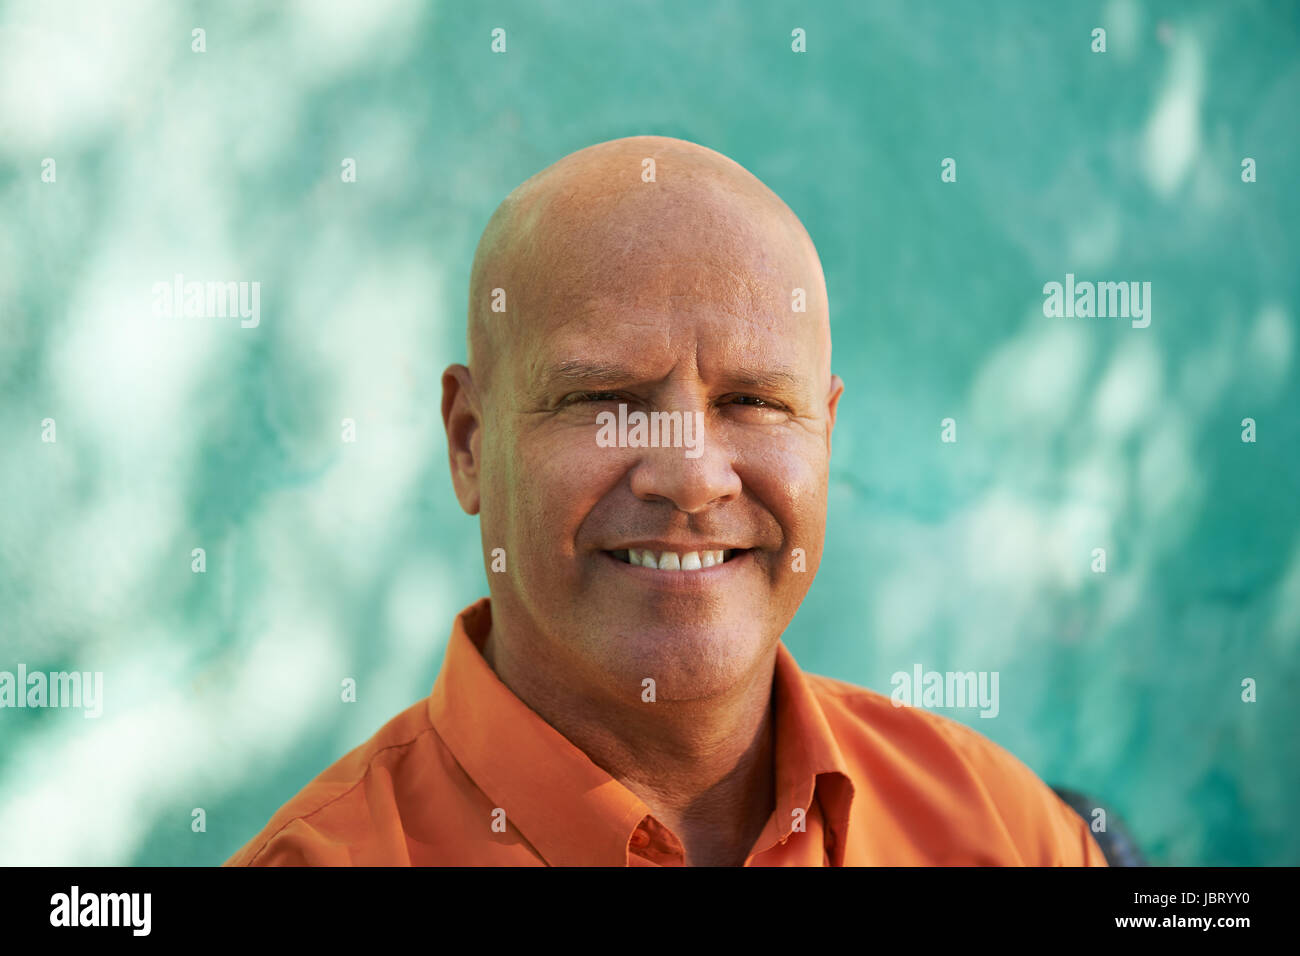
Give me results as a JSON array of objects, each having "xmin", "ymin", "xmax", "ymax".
[
  {"xmin": 518, "ymin": 309, "xmax": 820, "ymax": 390},
  {"xmin": 526, "ymin": 224, "xmax": 805, "ymax": 312},
  {"xmin": 513, "ymin": 159, "xmax": 819, "ymax": 302}
]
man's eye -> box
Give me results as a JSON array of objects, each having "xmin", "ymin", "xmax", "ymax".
[
  {"xmin": 562, "ymin": 391, "xmax": 622, "ymax": 405},
  {"xmin": 724, "ymin": 394, "xmax": 785, "ymax": 410}
]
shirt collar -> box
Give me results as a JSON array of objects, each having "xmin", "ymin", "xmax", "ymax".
[
  {"xmin": 766, "ymin": 633, "xmax": 857, "ymax": 863},
  {"xmin": 428, "ymin": 598, "xmax": 855, "ymax": 865}
]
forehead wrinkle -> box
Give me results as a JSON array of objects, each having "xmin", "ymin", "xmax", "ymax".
[{"xmin": 545, "ymin": 291, "xmax": 821, "ymax": 392}]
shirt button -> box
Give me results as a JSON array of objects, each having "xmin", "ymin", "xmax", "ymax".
[{"xmin": 629, "ymin": 829, "xmax": 650, "ymax": 849}]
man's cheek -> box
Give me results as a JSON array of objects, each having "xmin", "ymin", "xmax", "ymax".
[{"xmin": 781, "ymin": 511, "xmax": 824, "ymax": 580}]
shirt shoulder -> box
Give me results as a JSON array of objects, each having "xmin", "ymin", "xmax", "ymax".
[
  {"xmin": 803, "ymin": 672, "xmax": 1108, "ymax": 866},
  {"xmin": 223, "ymin": 697, "xmax": 444, "ymax": 866}
]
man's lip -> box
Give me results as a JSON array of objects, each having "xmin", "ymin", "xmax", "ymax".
[
  {"xmin": 604, "ymin": 542, "xmax": 747, "ymax": 553},
  {"xmin": 599, "ymin": 547, "xmax": 755, "ymax": 588}
]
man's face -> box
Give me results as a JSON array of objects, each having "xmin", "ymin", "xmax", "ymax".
[{"xmin": 461, "ymin": 173, "xmax": 842, "ymax": 702}]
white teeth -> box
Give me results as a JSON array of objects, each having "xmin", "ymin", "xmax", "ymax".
[{"xmin": 623, "ymin": 549, "xmax": 732, "ymax": 570}]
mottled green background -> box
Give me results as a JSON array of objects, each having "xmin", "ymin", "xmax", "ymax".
[{"xmin": 1, "ymin": 0, "xmax": 1296, "ymax": 866}]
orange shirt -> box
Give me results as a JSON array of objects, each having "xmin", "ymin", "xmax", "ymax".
[{"xmin": 225, "ymin": 598, "xmax": 1108, "ymax": 866}]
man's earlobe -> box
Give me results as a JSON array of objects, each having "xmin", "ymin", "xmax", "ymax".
[{"xmin": 441, "ymin": 364, "xmax": 482, "ymax": 515}]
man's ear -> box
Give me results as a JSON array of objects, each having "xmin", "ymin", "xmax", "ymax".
[
  {"xmin": 826, "ymin": 373, "xmax": 844, "ymax": 447},
  {"xmin": 441, "ymin": 364, "xmax": 482, "ymax": 515}
]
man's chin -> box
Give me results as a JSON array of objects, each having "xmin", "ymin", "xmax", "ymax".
[{"xmin": 589, "ymin": 617, "xmax": 775, "ymax": 702}]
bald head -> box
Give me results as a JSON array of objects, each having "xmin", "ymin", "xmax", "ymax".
[{"xmin": 466, "ymin": 136, "xmax": 830, "ymax": 402}]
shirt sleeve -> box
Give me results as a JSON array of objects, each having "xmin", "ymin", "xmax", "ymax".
[
  {"xmin": 1049, "ymin": 789, "xmax": 1111, "ymax": 867},
  {"xmin": 928, "ymin": 714, "xmax": 1112, "ymax": 866}
]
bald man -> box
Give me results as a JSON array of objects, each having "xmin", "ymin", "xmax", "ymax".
[{"xmin": 226, "ymin": 136, "xmax": 1108, "ymax": 867}]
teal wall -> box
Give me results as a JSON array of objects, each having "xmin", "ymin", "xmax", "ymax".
[{"xmin": 0, "ymin": 0, "xmax": 1296, "ymax": 866}]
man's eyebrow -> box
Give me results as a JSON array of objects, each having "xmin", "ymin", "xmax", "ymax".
[
  {"xmin": 723, "ymin": 367, "xmax": 807, "ymax": 392},
  {"xmin": 537, "ymin": 359, "xmax": 808, "ymax": 392},
  {"xmin": 541, "ymin": 360, "xmax": 637, "ymax": 385}
]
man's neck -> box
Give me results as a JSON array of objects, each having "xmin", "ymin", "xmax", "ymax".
[{"xmin": 481, "ymin": 621, "xmax": 778, "ymax": 867}]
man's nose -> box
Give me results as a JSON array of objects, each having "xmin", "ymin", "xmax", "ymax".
[{"xmin": 626, "ymin": 417, "xmax": 741, "ymax": 514}]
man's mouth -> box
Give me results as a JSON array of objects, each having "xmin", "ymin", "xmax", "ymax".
[{"xmin": 606, "ymin": 548, "xmax": 747, "ymax": 571}]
